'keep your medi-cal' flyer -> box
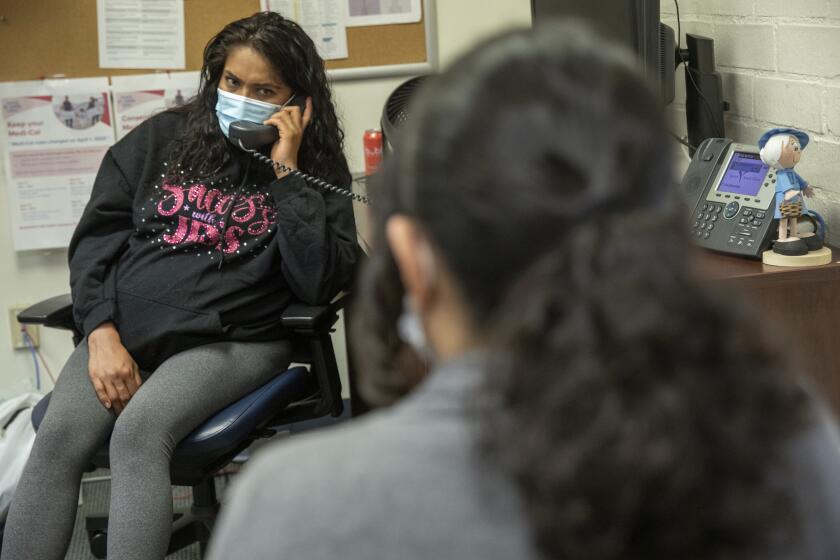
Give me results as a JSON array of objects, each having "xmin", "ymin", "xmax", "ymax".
[{"xmin": 0, "ymin": 77, "xmax": 114, "ymax": 251}]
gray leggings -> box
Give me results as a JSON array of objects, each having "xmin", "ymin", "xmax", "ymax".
[{"xmin": 1, "ymin": 338, "xmax": 292, "ymax": 560}]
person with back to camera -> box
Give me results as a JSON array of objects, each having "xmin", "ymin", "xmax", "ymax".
[
  {"xmin": 207, "ymin": 21, "xmax": 840, "ymax": 560},
  {"xmin": 1, "ymin": 11, "xmax": 358, "ymax": 560}
]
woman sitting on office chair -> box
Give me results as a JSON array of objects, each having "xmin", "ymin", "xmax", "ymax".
[
  {"xmin": 208, "ymin": 22, "xmax": 840, "ymax": 560},
  {"xmin": 1, "ymin": 12, "xmax": 357, "ymax": 560}
]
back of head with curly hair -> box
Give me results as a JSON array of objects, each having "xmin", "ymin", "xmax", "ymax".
[
  {"xmin": 165, "ymin": 11, "xmax": 350, "ymax": 188},
  {"xmin": 353, "ymin": 22, "xmax": 808, "ymax": 560}
]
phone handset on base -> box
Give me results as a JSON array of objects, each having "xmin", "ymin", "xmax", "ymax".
[{"xmin": 228, "ymin": 120, "xmax": 370, "ymax": 205}]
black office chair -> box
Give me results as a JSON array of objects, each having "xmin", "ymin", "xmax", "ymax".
[{"xmin": 16, "ymin": 293, "xmax": 348, "ymax": 558}]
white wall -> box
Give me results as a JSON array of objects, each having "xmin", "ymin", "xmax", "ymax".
[
  {"xmin": 338, "ymin": 0, "xmax": 535, "ymax": 173},
  {"xmin": 0, "ymin": 0, "xmax": 534, "ymax": 398},
  {"xmin": 663, "ymin": 0, "xmax": 840, "ymax": 243}
]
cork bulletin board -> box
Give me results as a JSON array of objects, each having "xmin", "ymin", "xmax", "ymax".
[{"xmin": 0, "ymin": 0, "xmax": 437, "ymax": 82}]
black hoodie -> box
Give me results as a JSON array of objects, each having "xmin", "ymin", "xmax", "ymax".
[{"xmin": 68, "ymin": 111, "xmax": 359, "ymax": 370}]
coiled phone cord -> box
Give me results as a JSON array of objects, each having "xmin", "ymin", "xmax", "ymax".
[{"xmin": 238, "ymin": 140, "xmax": 371, "ymax": 205}]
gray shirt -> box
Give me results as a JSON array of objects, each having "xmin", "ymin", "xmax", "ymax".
[
  {"xmin": 207, "ymin": 355, "xmax": 840, "ymax": 560},
  {"xmin": 207, "ymin": 353, "xmax": 536, "ymax": 560}
]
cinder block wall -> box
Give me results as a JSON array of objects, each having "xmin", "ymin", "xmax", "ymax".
[{"xmin": 663, "ymin": 0, "xmax": 840, "ymax": 242}]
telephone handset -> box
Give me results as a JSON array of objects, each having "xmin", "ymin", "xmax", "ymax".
[
  {"xmin": 228, "ymin": 119, "xmax": 370, "ymax": 204},
  {"xmin": 229, "ymin": 94, "xmax": 307, "ymax": 149}
]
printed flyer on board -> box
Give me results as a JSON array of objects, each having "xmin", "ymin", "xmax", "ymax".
[
  {"xmin": 111, "ymin": 72, "xmax": 199, "ymax": 139},
  {"xmin": 0, "ymin": 77, "xmax": 114, "ymax": 251}
]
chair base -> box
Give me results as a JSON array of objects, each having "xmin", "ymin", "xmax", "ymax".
[{"xmin": 85, "ymin": 478, "xmax": 220, "ymax": 559}]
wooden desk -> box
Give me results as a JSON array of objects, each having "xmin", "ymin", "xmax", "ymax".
[
  {"xmin": 700, "ymin": 247, "xmax": 840, "ymax": 414},
  {"xmin": 349, "ymin": 247, "xmax": 840, "ymax": 416}
]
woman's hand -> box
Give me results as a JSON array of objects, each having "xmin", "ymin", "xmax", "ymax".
[
  {"xmin": 804, "ymin": 186, "xmax": 816, "ymax": 198},
  {"xmin": 87, "ymin": 322, "xmax": 142, "ymax": 415},
  {"xmin": 264, "ymin": 96, "xmax": 313, "ymax": 179}
]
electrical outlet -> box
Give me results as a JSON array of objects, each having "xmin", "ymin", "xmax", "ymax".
[{"xmin": 9, "ymin": 305, "xmax": 39, "ymax": 350}]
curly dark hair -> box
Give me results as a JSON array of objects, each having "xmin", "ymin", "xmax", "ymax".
[
  {"xmin": 165, "ymin": 12, "xmax": 350, "ymax": 187},
  {"xmin": 352, "ymin": 22, "xmax": 808, "ymax": 559}
]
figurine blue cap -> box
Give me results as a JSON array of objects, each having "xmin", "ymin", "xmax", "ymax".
[{"xmin": 758, "ymin": 127, "xmax": 810, "ymax": 150}]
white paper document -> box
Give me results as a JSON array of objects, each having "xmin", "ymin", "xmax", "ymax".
[
  {"xmin": 97, "ymin": 0, "xmax": 186, "ymax": 69},
  {"xmin": 346, "ymin": 0, "xmax": 421, "ymax": 27},
  {"xmin": 111, "ymin": 71, "xmax": 200, "ymax": 139},
  {"xmin": 263, "ymin": 0, "xmax": 349, "ymax": 60},
  {"xmin": 0, "ymin": 78, "xmax": 115, "ymax": 251}
]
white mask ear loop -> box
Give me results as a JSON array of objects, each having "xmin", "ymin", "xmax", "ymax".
[{"xmin": 279, "ymin": 93, "xmax": 297, "ymax": 109}]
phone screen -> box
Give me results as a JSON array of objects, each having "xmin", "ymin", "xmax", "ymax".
[{"xmin": 716, "ymin": 152, "xmax": 769, "ymax": 197}]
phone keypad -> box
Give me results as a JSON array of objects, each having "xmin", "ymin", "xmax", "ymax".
[
  {"xmin": 690, "ymin": 203, "xmax": 721, "ymax": 239},
  {"xmin": 691, "ymin": 201, "xmax": 771, "ymax": 254}
]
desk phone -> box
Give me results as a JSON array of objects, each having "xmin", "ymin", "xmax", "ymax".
[{"xmin": 680, "ymin": 138, "xmax": 776, "ymax": 259}]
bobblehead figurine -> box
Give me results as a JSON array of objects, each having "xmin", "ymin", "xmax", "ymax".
[{"xmin": 758, "ymin": 128, "xmax": 826, "ymax": 263}]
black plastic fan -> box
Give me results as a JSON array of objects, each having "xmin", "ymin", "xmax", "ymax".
[{"xmin": 380, "ymin": 75, "xmax": 428, "ymax": 157}]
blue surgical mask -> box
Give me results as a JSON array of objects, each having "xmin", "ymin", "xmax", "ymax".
[{"xmin": 215, "ymin": 88, "xmax": 295, "ymax": 138}]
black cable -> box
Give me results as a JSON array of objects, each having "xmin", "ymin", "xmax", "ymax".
[
  {"xmin": 668, "ymin": 5, "xmax": 699, "ymax": 154},
  {"xmin": 239, "ymin": 140, "xmax": 371, "ymax": 205},
  {"xmin": 670, "ymin": 130, "xmax": 697, "ymax": 151},
  {"xmin": 674, "ymin": 0, "xmax": 724, "ymax": 139},
  {"xmin": 674, "ymin": 0, "xmax": 682, "ymax": 50}
]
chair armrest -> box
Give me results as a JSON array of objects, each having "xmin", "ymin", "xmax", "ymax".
[
  {"xmin": 18, "ymin": 294, "xmax": 76, "ymax": 331},
  {"xmin": 280, "ymin": 293, "xmax": 352, "ymax": 418},
  {"xmin": 280, "ymin": 293, "xmax": 351, "ymax": 334},
  {"xmin": 280, "ymin": 303, "xmax": 332, "ymax": 332}
]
